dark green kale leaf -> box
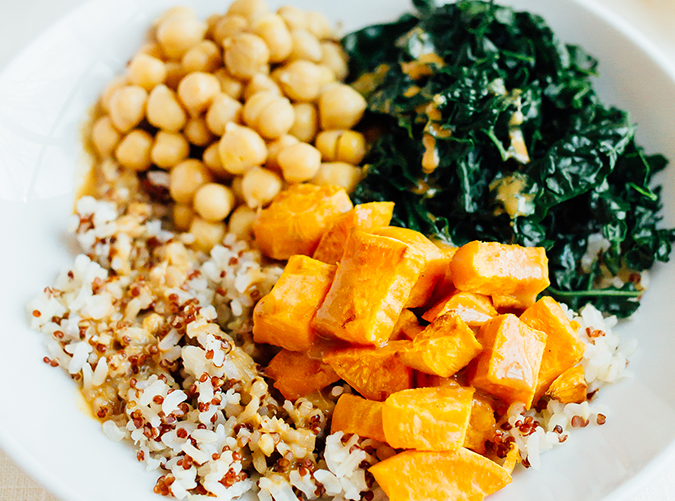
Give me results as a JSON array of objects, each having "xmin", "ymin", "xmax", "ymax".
[{"xmin": 345, "ymin": 0, "xmax": 675, "ymax": 317}]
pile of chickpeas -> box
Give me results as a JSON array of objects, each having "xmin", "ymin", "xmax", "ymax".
[{"xmin": 89, "ymin": 0, "xmax": 369, "ymax": 251}]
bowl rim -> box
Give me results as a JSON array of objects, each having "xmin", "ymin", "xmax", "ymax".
[{"xmin": 2, "ymin": 1, "xmax": 675, "ymax": 500}]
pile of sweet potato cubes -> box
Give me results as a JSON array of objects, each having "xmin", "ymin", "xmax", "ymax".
[{"xmin": 251, "ymin": 184, "xmax": 587, "ymax": 501}]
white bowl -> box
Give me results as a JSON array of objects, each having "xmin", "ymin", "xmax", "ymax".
[{"xmin": 1, "ymin": 1, "xmax": 675, "ymax": 500}]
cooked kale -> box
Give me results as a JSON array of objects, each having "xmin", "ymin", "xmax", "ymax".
[{"xmin": 344, "ymin": 0, "xmax": 675, "ymax": 317}]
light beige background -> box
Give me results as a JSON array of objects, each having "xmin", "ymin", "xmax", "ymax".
[{"xmin": 1, "ymin": 0, "xmax": 675, "ymax": 500}]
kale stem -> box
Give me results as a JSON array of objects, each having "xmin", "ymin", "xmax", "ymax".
[{"xmin": 547, "ymin": 287, "xmax": 641, "ymax": 298}]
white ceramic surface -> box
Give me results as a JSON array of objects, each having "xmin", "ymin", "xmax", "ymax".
[{"xmin": 1, "ymin": 1, "xmax": 675, "ymax": 501}]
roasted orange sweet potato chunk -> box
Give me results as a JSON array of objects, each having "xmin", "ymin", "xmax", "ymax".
[
  {"xmin": 491, "ymin": 294, "xmax": 529, "ymax": 314},
  {"xmin": 463, "ymin": 393, "xmax": 497, "ymax": 454},
  {"xmin": 397, "ymin": 312, "xmax": 482, "ymax": 378},
  {"xmin": 373, "ymin": 227, "xmax": 445, "ymax": 308},
  {"xmin": 370, "ymin": 448, "xmax": 512, "ymax": 501},
  {"xmin": 519, "ymin": 296, "xmax": 585, "ymax": 401},
  {"xmin": 546, "ymin": 365, "xmax": 587, "ymax": 404},
  {"xmin": 253, "ymin": 255, "xmax": 336, "ymax": 352},
  {"xmin": 323, "ymin": 342, "xmax": 412, "ymax": 401},
  {"xmin": 430, "ymin": 244, "xmax": 458, "ymax": 299},
  {"xmin": 390, "ymin": 308, "xmax": 424, "ymax": 341},
  {"xmin": 382, "ymin": 386, "xmax": 474, "ymax": 451},
  {"xmin": 266, "ymin": 350, "xmax": 340, "ymax": 401},
  {"xmin": 330, "ymin": 394, "xmax": 386, "ymax": 443},
  {"xmin": 450, "ymin": 241, "xmax": 549, "ymax": 308},
  {"xmin": 253, "ymin": 184, "xmax": 353, "ymax": 260},
  {"xmin": 422, "ymin": 290, "xmax": 497, "ymax": 327},
  {"xmin": 471, "ymin": 314, "xmax": 547, "ymax": 408},
  {"xmin": 313, "ymin": 230, "xmax": 423, "ymax": 347},
  {"xmin": 313, "ymin": 202, "xmax": 395, "ymax": 264}
]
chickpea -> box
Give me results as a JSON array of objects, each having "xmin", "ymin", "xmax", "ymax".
[
  {"xmin": 213, "ymin": 68, "xmax": 244, "ymax": 100},
  {"xmin": 173, "ymin": 203, "xmax": 195, "ymax": 231},
  {"xmin": 206, "ymin": 93, "xmax": 242, "ymax": 136},
  {"xmin": 228, "ymin": 205, "xmax": 257, "ymax": 239},
  {"xmin": 154, "ymin": 6, "xmax": 196, "ymax": 28},
  {"xmin": 317, "ymin": 64, "xmax": 337, "ymax": 89},
  {"xmin": 278, "ymin": 142, "xmax": 321, "ymax": 183},
  {"xmin": 244, "ymin": 73, "xmax": 282, "ymax": 101},
  {"xmin": 243, "ymin": 92, "xmax": 295, "ymax": 139},
  {"xmin": 312, "ymin": 162, "xmax": 362, "ymax": 193},
  {"xmin": 336, "ymin": 130, "xmax": 366, "ymax": 165},
  {"xmin": 169, "ymin": 159, "xmax": 213, "ymax": 204},
  {"xmin": 288, "ymin": 30, "xmax": 322, "ymax": 62},
  {"xmin": 205, "ymin": 13, "xmax": 222, "ymax": 39},
  {"xmin": 218, "ymin": 123, "xmax": 268, "ymax": 174},
  {"xmin": 138, "ymin": 41, "xmax": 165, "ymax": 60},
  {"xmin": 151, "ymin": 131, "xmax": 189, "ymax": 169},
  {"xmin": 193, "ymin": 183, "xmax": 235, "ymax": 222},
  {"xmin": 315, "ymin": 129, "xmax": 340, "ymax": 160},
  {"xmin": 203, "ymin": 142, "xmax": 231, "ymax": 179},
  {"xmin": 164, "ymin": 62, "xmax": 186, "ymax": 90},
  {"xmin": 177, "ymin": 71, "xmax": 221, "ymax": 117},
  {"xmin": 319, "ymin": 83, "xmax": 367, "ymax": 130},
  {"xmin": 100, "ymin": 75, "xmax": 128, "ymax": 113},
  {"xmin": 227, "ymin": 0, "xmax": 269, "ymax": 23},
  {"xmin": 156, "ymin": 13, "xmax": 207, "ymax": 60},
  {"xmin": 128, "ymin": 53, "xmax": 167, "ymax": 90},
  {"xmin": 212, "ymin": 14, "xmax": 248, "ymax": 46},
  {"xmin": 231, "ymin": 176, "xmax": 245, "ymax": 202},
  {"xmin": 190, "ymin": 217, "xmax": 226, "ymax": 252},
  {"xmin": 306, "ymin": 12, "xmax": 333, "ymax": 40},
  {"xmin": 289, "ymin": 103, "xmax": 318, "ymax": 143},
  {"xmin": 252, "ymin": 14, "xmax": 292, "ymax": 63},
  {"xmin": 321, "ymin": 42, "xmax": 348, "ymax": 81},
  {"xmin": 275, "ymin": 60, "xmax": 322, "ymax": 102},
  {"xmin": 316, "ymin": 129, "xmax": 366, "ymax": 165},
  {"xmin": 184, "ymin": 116, "xmax": 215, "ymax": 146},
  {"xmin": 266, "ymin": 134, "xmax": 299, "ymax": 172},
  {"xmin": 146, "ymin": 84, "xmax": 187, "ymax": 132},
  {"xmin": 224, "ymin": 33, "xmax": 270, "ymax": 81},
  {"xmin": 108, "ymin": 85, "xmax": 147, "ymax": 133},
  {"xmin": 277, "ymin": 6, "xmax": 307, "ymax": 31},
  {"xmin": 182, "ymin": 40, "xmax": 222, "ymax": 73},
  {"xmin": 115, "ymin": 130, "xmax": 153, "ymax": 171},
  {"xmin": 91, "ymin": 115, "xmax": 121, "ymax": 158},
  {"xmin": 241, "ymin": 166, "xmax": 282, "ymax": 208}
]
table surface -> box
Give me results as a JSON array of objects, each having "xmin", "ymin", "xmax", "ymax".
[{"xmin": 1, "ymin": 0, "xmax": 675, "ymax": 500}]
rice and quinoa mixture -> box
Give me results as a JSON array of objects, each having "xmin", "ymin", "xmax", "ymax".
[{"xmin": 26, "ymin": 1, "xmax": 638, "ymax": 500}]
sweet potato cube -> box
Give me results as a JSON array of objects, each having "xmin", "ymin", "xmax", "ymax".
[
  {"xmin": 330, "ymin": 394, "xmax": 386, "ymax": 443},
  {"xmin": 323, "ymin": 342, "xmax": 412, "ymax": 401},
  {"xmin": 470, "ymin": 314, "xmax": 547, "ymax": 408},
  {"xmin": 370, "ymin": 448, "xmax": 512, "ymax": 501},
  {"xmin": 253, "ymin": 255, "xmax": 336, "ymax": 352},
  {"xmin": 546, "ymin": 365, "xmax": 587, "ymax": 404},
  {"xmin": 254, "ymin": 184, "xmax": 353, "ymax": 260},
  {"xmin": 415, "ymin": 373, "xmax": 461, "ymax": 389},
  {"xmin": 463, "ymin": 394, "xmax": 496, "ymax": 455},
  {"xmin": 501, "ymin": 443, "xmax": 521, "ymax": 475},
  {"xmin": 429, "ymin": 243, "xmax": 458, "ymax": 300},
  {"xmin": 519, "ymin": 297, "xmax": 585, "ymax": 401},
  {"xmin": 491, "ymin": 294, "xmax": 529, "ymax": 313},
  {"xmin": 397, "ymin": 312, "xmax": 482, "ymax": 377},
  {"xmin": 422, "ymin": 290, "xmax": 497, "ymax": 327},
  {"xmin": 391, "ymin": 309, "xmax": 424, "ymax": 340},
  {"xmin": 266, "ymin": 350, "xmax": 340, "ymax": 401},
  {"xmin": 313, "ymin": 230, "xmax": 423, "ymax": 347},
  {"xmin": 450, "ymin": 241, "xmax": 550, "ymax": 307},
  {"xmin": 382, "ymin": 386, "xmax": 474, "ymax": 451},
  {"xmin": 374, "ymin": 227, "xmax": 445, "ymax": 308},
  {"xmin": 313, "ymin": 202, "xmax": 395, "ymax": 264}
]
